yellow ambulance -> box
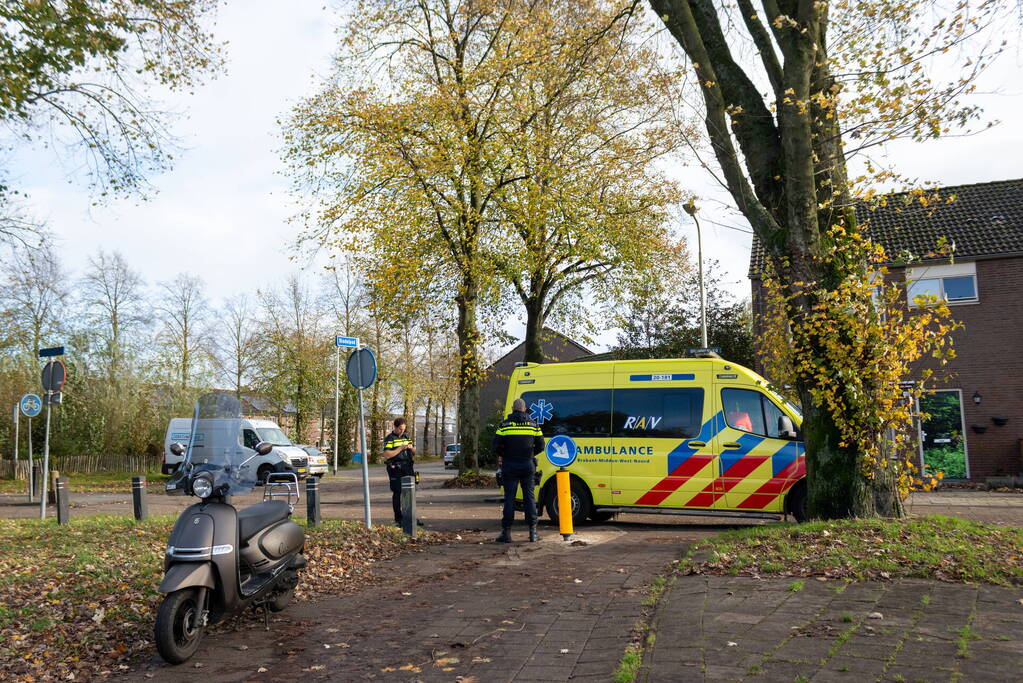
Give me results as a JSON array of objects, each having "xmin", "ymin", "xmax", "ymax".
[{"xmin": 505, "ymin": 355, "xmax": 807, "ymax": 524}]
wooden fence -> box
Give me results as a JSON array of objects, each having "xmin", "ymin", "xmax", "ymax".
[{"xmin": 0, "ymin": 454, "xmax": 160, "ymax": 479}]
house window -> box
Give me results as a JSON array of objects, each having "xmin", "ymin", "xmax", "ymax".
[{"xmin": 906, "ymin": 262, "xmax": 978, "ymax": 307}]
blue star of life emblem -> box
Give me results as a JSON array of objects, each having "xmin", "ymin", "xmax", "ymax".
[{"xmin": 530, "ymin": 399, "xmax": 553, "ymax": 425}]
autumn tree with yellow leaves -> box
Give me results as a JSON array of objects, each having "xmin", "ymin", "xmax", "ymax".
[
  {"xmin": 283, "ymin": 0, "xmax": 682, "ymax": 472},
  {"xmin": 648, "ymin": 0, "xmax": 1009, "ymax": 518}
]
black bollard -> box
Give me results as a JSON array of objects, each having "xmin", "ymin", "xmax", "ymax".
[
  {"xmin": 55, "ymin": 477, "xmax": 70, "ymax": 525},
  {"xmin": 132, "ymin": 476, "xmax": 148, "ymax": 521},
  {"xmin": 306, "ymin": 476, "xmax": 321, "ymax": 526},
  {"xmin": 400, "ymin": 475, "xmax": 416, "ymax": 538},
  {"xmin": 31, "ymin": 465, "xmax": 41, "ymax": 501}
]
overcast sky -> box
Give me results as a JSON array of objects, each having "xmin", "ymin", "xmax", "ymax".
[{"xmin": 10, "ymin": 1, "xmax": 1023, "ymax": 354}]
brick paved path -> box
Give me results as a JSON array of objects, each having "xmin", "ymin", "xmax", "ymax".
[
  {"xmin": 641, "ymin": 575, "xmax": 1023, "ymax": 682},
  {"xmin": 137, "ymin": 528, "xmax": 692, "ymax": 682}
]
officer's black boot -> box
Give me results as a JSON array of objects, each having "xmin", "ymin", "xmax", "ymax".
[
  {"xmin": 529, "ymin": 524, "xmax": 541, "ymax": 542},
  {"xmin": 495, "ymin": 525, "xmax": 512, "ymax": 543}
]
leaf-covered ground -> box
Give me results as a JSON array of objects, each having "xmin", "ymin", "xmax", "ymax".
[
  {"xmin": 679, "ymin": 515, "xmax": 1023, "ymax": 586},
  {"xmin": 0, "ymin": 515, "xmax": 450, "ymax": 681},
  {"xmin": 0, "ymin": 473, "xmax": 167, "ymax": 495}
]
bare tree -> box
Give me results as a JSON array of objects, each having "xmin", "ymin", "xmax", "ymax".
[
  {"xmin": 155, "ymin": 274, "xmax": 211, "ymax": 390},
  {"xmin": 217, "ymin": 294, "xmax": 259, "ymax": 398},
  {"xmin": 79, "ymin": 250, "xmax": 149, "ymax": 379},
  {"xmin": 256, "ymin": 276, "xmax": 332, "ymax": 441},
  {"xmin": 0, "ymin": 242, "xmax": 69, "ymax": 356}
]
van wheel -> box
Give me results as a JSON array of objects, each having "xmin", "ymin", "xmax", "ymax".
[
  {"xmin": 546, "ymin": 478, "xmax": 592, "ymax": 527},
  {"xmin": 787, "ymin": 482, "xmax": 808, "ymax": 523}
]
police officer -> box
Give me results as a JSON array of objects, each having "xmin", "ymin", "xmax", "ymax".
[
  {"xmin": 382, "ymin": 417, "xmax": 417, "ymax": 527},
  {"xmin": 492, "ymin": 398, "xmax": 545, "ymax": 543}
]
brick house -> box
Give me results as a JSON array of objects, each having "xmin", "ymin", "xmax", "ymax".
[
  {"xmin": 750, "ymin": 178, "xmax": 1023, "ymax": 481},
  {"xmin": 477, "ymin": 328, "xmax": 592, "ymax": 432}
]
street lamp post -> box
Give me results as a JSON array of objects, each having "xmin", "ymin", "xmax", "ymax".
[{"xmin": 684, "ymin": 200, "xmax": 708, "ymax": 348}]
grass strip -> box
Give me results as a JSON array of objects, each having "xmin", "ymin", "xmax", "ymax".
[
  {"xmin": 0, "ymin": 515, "xmax": 448, "ymax": 680},
  {"xmin": 677, "ymin": 515, "xmax": 1023, "ymax": 586}
]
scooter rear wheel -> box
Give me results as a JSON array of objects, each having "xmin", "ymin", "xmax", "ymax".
[
  {"xmin": 155, "ymin": 588, "xmax": 205, "ymax": 664},
  {"xmin": 267, "ymin": 587, "xmax": 294, "ymax": 612}
]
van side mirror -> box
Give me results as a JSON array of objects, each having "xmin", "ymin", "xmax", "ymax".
[
  {"xmin": 778, "ymin": 415, "xmax": 798, "ymax": 440},
  {"xmin": 169, "ymin": 443, "xmax": 185, "ymax": 456},
  {"xmin": 255, "ymin": 441, "xmax": 273, "ymax": 456}
]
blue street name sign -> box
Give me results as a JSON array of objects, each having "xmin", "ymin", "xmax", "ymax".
[
  {"xmin": 38, "ymin": 346, "xmax": 64, "ymax": 358},
  {"xmin": 335, "ymin": 336, "xmax": 358, "ymax": 348}
]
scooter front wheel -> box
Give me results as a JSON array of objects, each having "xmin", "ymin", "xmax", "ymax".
[{"xmin": 155, "ymin": 588, "xmax": 205, "ymax": 664}]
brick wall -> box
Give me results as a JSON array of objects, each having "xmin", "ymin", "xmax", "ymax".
[{"xmin": 751, "ymin": 255, "xmax": 1023, "ymax": 479}]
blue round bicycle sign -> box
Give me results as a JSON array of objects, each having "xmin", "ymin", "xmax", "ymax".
[
  {"xmin": 546, "ymin": 434, "xmax": 578, "ymax": 468},
  {"xmin": 20, "ymin": 393, "xmax": 42, "ymax": 418}
]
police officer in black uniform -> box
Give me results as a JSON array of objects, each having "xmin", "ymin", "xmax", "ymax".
[
  {"xmin": 492, "ymin": 398, "xmax": 545, "ymax": 543},
  {"xmin": 382, "ymin": 417, "xmax": 416, "ymax": 526}
]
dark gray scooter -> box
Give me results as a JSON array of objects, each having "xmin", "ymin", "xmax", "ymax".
[{"xmin": 155, "ymin": 393, "xmax": 306, "ymax": 664}]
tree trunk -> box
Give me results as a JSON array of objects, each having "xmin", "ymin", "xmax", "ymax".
[
  {"xmin": 440, "ymin": 402, "xmax": 446, "ymax": 456},
  {"xmin": 455, "ymin": 281, "xmax": 481, "ymax": 474},
  {"xmin": 423, "ymin": 397, "xmax": 432, "ymax": 458},
  {"xmin": 522, "ymin": 295, "xmax": 545, "ymax": 364}
]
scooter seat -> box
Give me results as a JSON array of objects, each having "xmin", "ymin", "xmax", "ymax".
[{"xmin": 237, "ymin": 501, "xmax": 291, "ymax": 542}]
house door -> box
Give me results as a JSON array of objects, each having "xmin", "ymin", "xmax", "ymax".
[{"xmin": 919, "ymin": 390, "xmax": 969, "ymax": 480}]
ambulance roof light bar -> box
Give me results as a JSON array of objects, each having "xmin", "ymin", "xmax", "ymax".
[{"xmin": 687, "ymin": 346, "xmax": 723, "ymax": 360}]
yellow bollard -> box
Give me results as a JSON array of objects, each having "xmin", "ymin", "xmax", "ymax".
[{"xmin": 556, "ymin": 468, "xmax": 573, "ymax": 540}]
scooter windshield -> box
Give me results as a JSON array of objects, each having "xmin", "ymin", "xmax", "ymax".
[{"xmin": 181, "ymin": 392, "xmax": 258, "ymax": 496}]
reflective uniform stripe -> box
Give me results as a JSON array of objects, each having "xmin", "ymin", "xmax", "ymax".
[{"xmin": 495, "ymin": 427, "xmax": 542, "ymax": 436}]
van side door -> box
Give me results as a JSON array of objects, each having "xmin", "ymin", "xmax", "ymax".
[
  {"xmin": 716, "ymin": 386, "xmax": 804, "ymax": 512},
  {"xmin": 610, "ymin": 362, "xmax": 719, "ymax": 509}
]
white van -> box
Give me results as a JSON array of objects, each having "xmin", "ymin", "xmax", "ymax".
[{"xmin": 162, "ymin": 417, "xmax": 309, "ymax": 481}]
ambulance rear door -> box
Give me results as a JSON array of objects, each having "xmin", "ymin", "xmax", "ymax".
[
  {"xmin": 610, "ymin": 361, "xmax": 719, "ymax": 509},
  {"xmin": 516, "ymin": 363, "xmax": 613, "ymax": 507}
]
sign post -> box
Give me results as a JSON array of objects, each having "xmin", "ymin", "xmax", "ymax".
[
  {"xmin": 11, "ymin": 404, "xmax": 18, "ymax": 484},
  {"xmin": 346, "ymin": 345, "xmax": 377, "ymax": 528},
  {"xmin": 546, "ymin": 435, "xmax": 578, "ymax": 541},
  {"xmin": 334, "ymin": 336, "xmax": 359, "ymax": 474},
  {"xmin": 37, "ymin": 348, "xmax": 66, "ymax": 520},
  {"xmin": 20, "ymin": 394, "xmax": 42, "ymax": 501}
]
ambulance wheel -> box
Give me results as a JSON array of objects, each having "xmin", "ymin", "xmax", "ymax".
[
  {"xmin": 787, "ymin": 482, "xmax": 808, "ymax": 523},
  {"xmin": 546, "ymin": 478, "xmax": 591, "ymax": 527}
]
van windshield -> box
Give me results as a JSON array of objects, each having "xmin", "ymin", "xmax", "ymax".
[{"xmin": 257, "ymin": 427, "xmax": 292, "ymax": 446}]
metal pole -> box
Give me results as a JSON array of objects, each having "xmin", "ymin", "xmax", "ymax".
[
  {"xmin": 333, "ymin": 344, "xmax": 340, "ymax": 475},
  {"xmin": 684, "ymin": 201, "xmax": 708, "ymax": 348},
  {"xmin": 13, "ymin": 405, "xmax": 19, "ymax": 491},
  {"xmin": 40, "ymin": 394, "xmax": 52, "ymax": 519},
  {"xmin": 358, "ymin": 383, "xmax": 370, "ymax": 527},
  {"xmin": 696, "ymin": 213, "xmax": 708, "ymax": 348},
  {"xmin": 27, "ymin": 417, "xmax": 34, "ymax": 502}
]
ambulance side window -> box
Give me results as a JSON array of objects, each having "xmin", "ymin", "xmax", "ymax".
[
  {"xmin": 721, "ymin": 389, "xmax": 767, "ymax": 435},
  {"xmin": 612, "ymin": 388, "xmax": 704, "ymax": 438},
  {"xmin": 519, "ymin": 390, "xmax": 611, "ymax": 437}
]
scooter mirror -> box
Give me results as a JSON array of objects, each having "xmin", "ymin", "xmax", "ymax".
[
  {"xmin": 255, "ymin": 441, "xmax": 273, "ymax": 456},
  {"xmin": 169, "ymin": 443, "xmax": 185, "ymax": 456}
]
